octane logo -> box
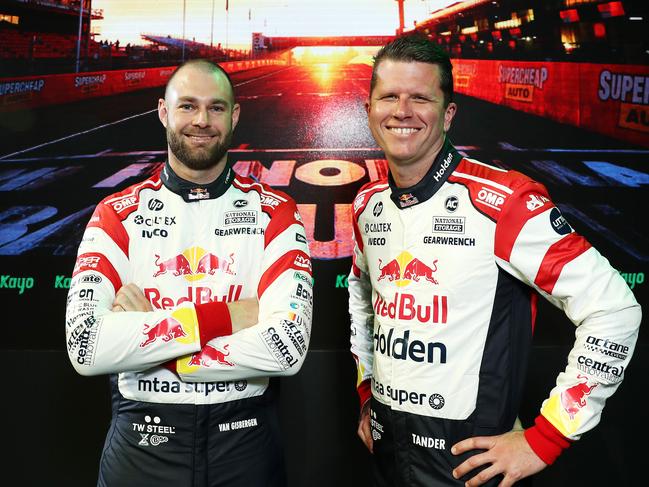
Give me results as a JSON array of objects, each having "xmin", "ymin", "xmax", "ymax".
[
  {"xmin": 154, "ymin": 246, "xmax": 235, "ymax": 281},
  {"xmin": 377, "ymin": 251, "xmax": 439, "ymax": 287}
]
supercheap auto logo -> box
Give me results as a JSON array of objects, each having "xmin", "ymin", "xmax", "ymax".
[
  {"xmin": 153, "ymin": 246, "xmax": 235, "ymax": 281},
  {"xmin": 498, "ymin": 64, "xmax": 548, "ymax": 103},
  {"xmin": 598, "ymin": 70, "xmax": 649, "ymax": 133}
]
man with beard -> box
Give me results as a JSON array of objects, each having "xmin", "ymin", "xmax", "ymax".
[{"xmin": 65, "ymin": 60, "xmax": 312, "ymax": 487}]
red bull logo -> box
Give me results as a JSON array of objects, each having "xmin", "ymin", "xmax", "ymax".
[
  {"xmin": 560, "ymin": 375, "xmax": 598, "ymax": 420},
  {"xmin": 140, "ymin": 317, "xmax": 187, "ymax": 348},
  {"xmin": 188, "ymin": 344, "xmax": 234, "ymax": 367},
  {"xmin": 154, "ymin": 247, "xmax": 235, "ymax": 281},
  {"xmin": 377, "ymin": 252, "xmax": 439, "ymax": 287}
]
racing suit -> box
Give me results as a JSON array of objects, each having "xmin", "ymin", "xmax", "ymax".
[
  {"xmin": 66, "ymin": 161, "xmax": 313, "ymax": 487},
  {"xmin": 349, "ymin": 138, "xmax": 641, "ymax": 486}
]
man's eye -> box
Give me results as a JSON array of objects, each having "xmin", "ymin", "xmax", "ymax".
[
  {"xmin": 179, "ymin": 104, "xmax": 194, "ymax": 110},
  {"xmin": 211, "ymin": 105, "xmax": 225, "ymax": 112}
]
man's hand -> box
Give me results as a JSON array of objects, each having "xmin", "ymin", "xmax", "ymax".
[
  {"xmin": 451, "ymin": 430, "xmax": 546, "ymax": 486},
  {"xmin": 227, "ymin": 298, "xmax": 259, "ymax": 332},
  {"xmin": 357, "ymin": 401, "xmax": 373, "ymax": 453},
  {"xmin": 112, "ymin": 283, "xmax": 153, "ymax": 312}
]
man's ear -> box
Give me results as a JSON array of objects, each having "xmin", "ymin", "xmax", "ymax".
[
  {"xmin": 158, "ymin": 98, "xmax": 168, "ymax": 128},
  {"xmin": 231, "ymin": 103, "xmax": 241, "ymax": 130},
  {"xmin": 443, "ymin": 102, "xmax": 457, "ymax": 132}
]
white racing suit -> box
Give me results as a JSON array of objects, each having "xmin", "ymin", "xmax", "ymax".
[
  {"xmin": 66, "ymin": 161, "xmax": 313, "ymax": 487},
  {"xmin": 349, "ymin": 138, "xmax": 641, "ymax": 486}
]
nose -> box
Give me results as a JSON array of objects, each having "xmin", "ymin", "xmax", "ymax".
[
  {"xmin": 192, "ymin": 107, "xmax": 209, "ymax": 128},
  {"xmin": 392, "ymin": 96, "xmax": 412, "ymax": 120}
]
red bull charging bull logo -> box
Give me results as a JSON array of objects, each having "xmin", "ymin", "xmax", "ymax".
[
  {"xmin": 377, "ymin": 251, "xmax": 439, "ymax": 287},
  {"xmin": 154, "ymin": 247, "xmax": 235, "ymax": 282},
  {"xmin": 560, "ymin": 375, "xmax": 598, "ymax": 420},
  {"xmin": 374, "ymin": 252, "xmax": 447, "ymax": 324},
  {"xmin": 188, "ymin": 344, "xmax": 234, "ymax": 367},
  {"xmin": 140, "ymin": 316, "xmax": 187, "ymax": 348}
]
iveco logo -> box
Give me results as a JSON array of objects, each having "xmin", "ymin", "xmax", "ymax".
[
  {"xmin": 373, "ymin": 201, "xmax": 383, "ymax": 217},
  {"xmin": 148, "ymin": 199, "xmax": 164, "ymax": 211},
  {"xmin": 233, "ymin": 199, "xmax": 248, "ymax": 208}
]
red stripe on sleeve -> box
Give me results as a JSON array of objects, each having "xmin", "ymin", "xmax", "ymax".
[
  {"xmin": 494, "ymin": 185, "xmax": 551, "ymax": 261},
  {"xmin": 534, "ymin": 233, "xmax": 592, "ymax": 294},
  {"xmin": 258, "ymin": 249, "xmax": 311, "ymax": 298},
  {"xmin": 87, "ymin": 203, "xmax": 130, "ymax": 257},
  {"xmin": 72, "ymin": 252, "xmax": 122, "ymax": 293},
  {"xmin": 264, "ymin": 200, "xmax": 300, "ymax": 248}
]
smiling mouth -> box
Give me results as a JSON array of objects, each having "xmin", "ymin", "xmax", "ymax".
[
  {"xmin": 388, "ymin": 127, "xmax": 421, "ymax": 135},
  {"xmin": 184, "ymin": 134, "xmax": 215, "ymax": 143}
]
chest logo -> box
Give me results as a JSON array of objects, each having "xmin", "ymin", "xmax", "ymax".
[
  {"xmin": 154, "ymin": 247, "xmax": 236, "ymax": 281},
  {"xmin": 377, "ymin": 251, "xmax": 439, "ymax": 286}
]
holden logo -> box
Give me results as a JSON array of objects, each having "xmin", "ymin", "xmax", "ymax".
[
  {"xmin": 445, "ymin": 196, "xmax": 458, "ymax": 213},
  {"xmin": 148, "ymin": 199, "xmax": 164, "ymax": 211},
  {"xmin": 233, "ymin": 199, "xmax": 248, "ymax": 208},
  {"xmin": 373, "ymin": 201, "xmax": 383, "ymax": 217}
]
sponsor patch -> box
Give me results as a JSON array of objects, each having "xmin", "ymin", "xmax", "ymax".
[
  {"xmin": 433, "ymin": 216, "xmax": 465, "ymax": 234},
  {"xmin": 224, "ymin": 210, "xmax": 257, "ymax": 226}
]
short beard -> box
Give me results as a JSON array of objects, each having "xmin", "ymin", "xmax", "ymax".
[{"xmin": 167, "ymin": 127, "xmax": 233, "ymax": 171}]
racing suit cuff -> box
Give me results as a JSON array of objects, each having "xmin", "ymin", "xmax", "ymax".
[
  {"xmin": 357, "ymin": 378, "xmax": 371, "ymax": 409},
  {"xmin": 524, "ymin": 414, "xmax": 571, "ymax": 465},
  {"xmin": 161, "ymin": 360, "xmax": 177, "ymax": 373},
  {"xmin": 195, "ymin": 301, "xmax": 232, "ymax": 347}
]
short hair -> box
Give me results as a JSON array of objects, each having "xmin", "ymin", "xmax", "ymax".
[
  {"xmin": 370, "ymin": 35, "xmax": 453, "ymax": 106},
  {"xmin": 165, "ymin": 59, "xmax": 235, "ymax": 103}
]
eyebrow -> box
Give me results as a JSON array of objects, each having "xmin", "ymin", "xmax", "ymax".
[{"xmin": 177, "ymin": 96, "xmax": 231, "ymax": 106}]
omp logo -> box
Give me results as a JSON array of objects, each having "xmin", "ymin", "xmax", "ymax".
[
  {"xmin": 377, "ymin": 251, "xmax": 439, "ymax": 287},
  {"xmin": 476, "ymin": 187, "xmax": 506, "ymax": 210},
  {"xmin": 109, "ymin": 195, "xmax": 137, "ymax": 212},
  {"xmin": 153, "ymin": 247, "xmax": 235, "ymax": 281}
]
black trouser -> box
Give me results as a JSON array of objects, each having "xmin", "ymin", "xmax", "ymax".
[
  {"xmin": 98, "ymin": 390, "xmax": 286, "ymax": 487},
  {"xmin": 370, "ymin": 398, "xmax": 532, "ymax": 487}
]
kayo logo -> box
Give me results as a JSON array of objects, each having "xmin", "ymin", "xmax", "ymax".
[{"xmin": 154, "ymin": 247, "xmax": 235, "ymax": 281}]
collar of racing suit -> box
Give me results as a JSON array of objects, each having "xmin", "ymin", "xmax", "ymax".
[
  {"xmin": 160, "ymin": 159, "xmax": 235, "ymax": 202},
  {"xmin": 388, "ymin": 137, "xmax": 462, "ymax": 209}
]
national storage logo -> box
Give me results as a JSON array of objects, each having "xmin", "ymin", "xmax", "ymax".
[{"xmin": 598, "ymin": 70, "xmax": 649, "ymax": 133}]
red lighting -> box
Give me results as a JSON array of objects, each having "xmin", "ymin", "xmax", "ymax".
[
  {"xmin": 509, "ymin": 27, "xmax": 521, "ymax": 38},
  {"xmin": 470, "ymin": 33, "xmax": 478, "ymax": 41},
  {"xmin": 559, "ymin": 9, "xmax": 580, "ymax": 23},
  {"xmin": 508, "ymin": 40, "xmax": 516, "ymax": 49},
  {"xmin": 459, "ymin": 35, "xmax": 466, "ymax": 42},
  {"xmin": 598, "ymin": 1, "xmax": 625, "ymax": 18},
  {"xmin": 593, "ymin": 22, "xmax": 606, "ymax": 38},
  {"xmin": 492, "ymin": 30, "xmax": 502, "ymax": 40}
]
